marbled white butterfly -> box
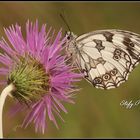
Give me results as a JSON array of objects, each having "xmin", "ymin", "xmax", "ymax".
[{"xmin": 65, "ymin": 29, "xmax": 140, "ymax": 89}]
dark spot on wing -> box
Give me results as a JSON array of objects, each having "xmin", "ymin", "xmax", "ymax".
[
  {"xmin": 93, "ymin": 39, "xmax": 105, "ymax": 52},
  {"xmin": 123, "ymin": 37, "xmax": 134, "ymax": 48},
  {"xmin": 103, "ymin": 31, "xmax": 114, "ymax": 42},
  {"xmin": 123, "ymin": 37, "xmax": 139, "ymax": 60}
]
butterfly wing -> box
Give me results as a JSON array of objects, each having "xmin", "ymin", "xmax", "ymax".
[{"xmin": 74, "ymin": 29, "xmax": 140, "ymax": 89}]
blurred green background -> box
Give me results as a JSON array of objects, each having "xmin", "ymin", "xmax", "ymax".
[{"xmin": 0, "ymin": 1, "xmax": 140, "ymax": 138}]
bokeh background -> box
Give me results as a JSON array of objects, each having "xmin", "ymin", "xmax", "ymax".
[{"xmin": 0, "ymin": 1, "xmax": 140, "ymax": 138}]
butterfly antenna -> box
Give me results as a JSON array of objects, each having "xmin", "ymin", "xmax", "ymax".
[{"xmin": 60, "ymin": 13, "xmax": 72, "ymax": 33}]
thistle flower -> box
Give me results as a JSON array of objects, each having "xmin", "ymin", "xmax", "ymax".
[{"xmin": 0, "ymin": 20, "xmax": 81, "ymax": 134}]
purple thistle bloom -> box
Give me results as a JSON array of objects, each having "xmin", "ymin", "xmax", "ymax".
[{"xmin": 0, "ymin": 20, "xmax": 81, "ymax": 133}]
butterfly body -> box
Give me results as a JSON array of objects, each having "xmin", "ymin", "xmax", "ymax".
[{"xmin": 66, "ymin": 29, "xmax": 140, "ymax": 89}]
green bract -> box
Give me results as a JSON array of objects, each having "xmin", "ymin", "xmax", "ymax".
[{"xmin": 8, "ymin": 55, "xmax": 49, "ymax": 104}]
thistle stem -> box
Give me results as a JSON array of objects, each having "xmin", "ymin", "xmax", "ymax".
[{"xmin": 0, "ymin": 83, "xmax": 15, "ymax": 138}]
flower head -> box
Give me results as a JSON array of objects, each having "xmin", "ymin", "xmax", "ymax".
[{"xmin": 0, "ymin": 20, "xmax": 81, "ymax": 133}]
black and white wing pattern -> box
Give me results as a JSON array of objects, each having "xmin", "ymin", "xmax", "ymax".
[{"xmin": 71, "ymin": 29, "xmax": 140, "ymax": 89}]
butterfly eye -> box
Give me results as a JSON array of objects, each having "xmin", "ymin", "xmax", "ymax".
[{"xmin": 67, "ymin": 36, "xmax": 71, "ymax": 40}]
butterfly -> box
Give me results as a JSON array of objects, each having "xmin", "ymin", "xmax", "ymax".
[{"xmin": 65, "ymin": 29, "xmax": 140, "ymax": 89}]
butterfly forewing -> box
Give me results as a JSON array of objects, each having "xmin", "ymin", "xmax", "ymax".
[{"xmin": 72, "ymin": 29, "xmax": 140, "ymax": 89}]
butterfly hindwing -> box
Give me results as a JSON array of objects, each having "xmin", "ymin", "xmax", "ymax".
[{"xmin": 73, "ymin": 29, "xmax": 140, "ymax": 89}]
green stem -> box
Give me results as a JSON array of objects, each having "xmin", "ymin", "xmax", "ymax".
[{"xmin": 0, "ymin": 83, "xmax": 15, "ymax": 138}]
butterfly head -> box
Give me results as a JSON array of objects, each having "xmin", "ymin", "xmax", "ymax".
[
  {"xmin": 65, "ymin": 31, "xmax": 77, "ymax": 42},
  {"xmin": 65, "ymin": 31, "xmax": 78, "ymax": 57}
]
